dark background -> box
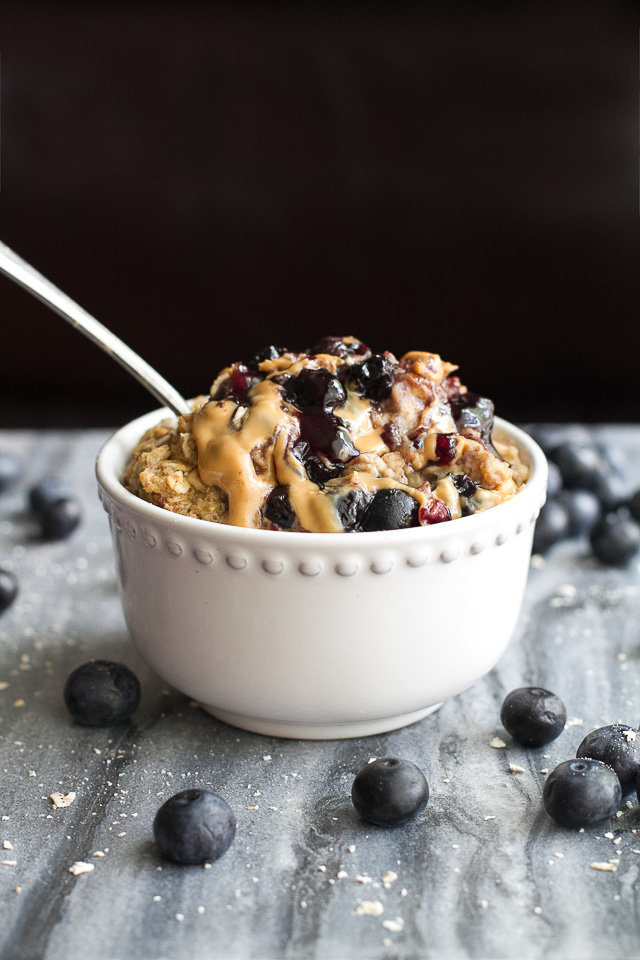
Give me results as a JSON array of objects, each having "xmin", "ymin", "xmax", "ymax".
[{"xmin": 0, "ymin": 1, "xmax": 637, "ymax": 428}]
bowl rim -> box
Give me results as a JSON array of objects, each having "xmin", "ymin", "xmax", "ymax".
[{"xmin": 95, "ymin": 405, "xmax": 548, "ymax": 545}]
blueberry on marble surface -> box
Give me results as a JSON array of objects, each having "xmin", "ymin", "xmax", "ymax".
[
  {"xmin": 29, "ymin": 476, "xmax": 75, "ymax": 515},
  {"xmin": 37, "ymin": 497, "xmax": 83, "ymax": 541},
  {"xmin": 359, "ymin": 488, "xmax": 419, "ymax": 532},
  {"xmin": 589, "ymin": 509, "xmax": 640, "ymax": 566},
  {"xmin": 0, "ymin": 450, "xmax": 21, "ymax": 493},
  {"xmin": 64, "ymin": 660, "xmax": 141, "ymax": 726},
  {"xmin": 351, "ymin": 757, "xmax": 429, "ymax": 827},
  {"xmin": 532, "ymin": 500, "xmax": 570, "ymax": 554},
  {"xmin": 557, "ymin": 489, "xmax": 601, "ymax": 537},
  {"xmin": 0, "ymin": 569, "xmax": 18, "ymax": 615},
  {"xmin": 576, "ymin": 724, "xmax": 640, "ymax": 797},
  {"xmin": 543, "ymin": 758, "xmax": 622, "ymax": 828},
  {"xmin": 546, "ymin": 460, "xmax": 563, "ymax": 500},
  {"xmin": 551, "ymin": 441, "xmax": 601, "ymax": 491},
  {"xmin": 500, "ymin": 687, "xmax": 567, "ymax": 747},
  {"xmin": 153, "ymin": 789, "xmax": 236, "ymax": 865}
]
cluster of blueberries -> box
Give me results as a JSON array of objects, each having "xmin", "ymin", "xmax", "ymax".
[
  {"xmin": 61, "ymin": 661, "xmax": 640, "ymax": 863},
  {"xmin": 0, "ymin": 449, "xmax": 83, "ymax": 616},
  {"xmin": 529, "ymin": 431, "xmax": 640, "ymax": 565}
]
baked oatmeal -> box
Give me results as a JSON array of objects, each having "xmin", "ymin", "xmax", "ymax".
[{"xmin": 123, "ymin": 336, "xmax": 528, "ymax": 532}]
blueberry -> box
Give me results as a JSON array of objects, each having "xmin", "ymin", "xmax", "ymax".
[
  {"xmin": 592, "ymin": 471, "xmax": 630, "ymax": 512},
  {"xmin": 526, "ymin": 425, "xmax": 561, "ymax": 459},
  {"xmin": 451, "ymin": 393, "xmax": 494, "ymax": 442},
  {"xmin": 532, "ymin": 499, "xmax": 570, "ymax": 554},
  {"xmin": 543, "ymin": 758, "xmax": 622, "ymax": 828},
  {"xmin": 557, "ymin": 489, "xmax": 601, "ymax": 537},
  {"xmin": 546, "ymin": 461, "xmax": 563, "ymax": 500},
  {"xmin": 264, "ymin": 485, "xmax": 296, "ymax": 529},
  {"xmin": 351, "ymin": 757, "xmax": 429, "ymax": 827},
  {"xmin": 551, "ymin": 441, "xmax": 601, "ymax": 490},
  {"xmin": 310, "ymin": 336, "xmax": 369, "ymax": 359},
  {"xmin": 0, "ymin": 450, "xmax": 21, "ymax": 493},
  {"xmin": 153, "ymin": 789, "xmax": 236, "ymax": 865},
  {"xmin": 451, "ymin": 473, "xmax": 479, "ymax": 500},
  {"xmin": 29, "ymin": 476, "xmax": 75, "ymax": 515},
  {"xmin": 213, "ymin": 363, "xmax": 260, "ymax": 404},
  {"xmin": 284, "ymin": 367, "xmax": 346, "ymax": 411},
  {"xmin": 64, "ymin": 660, "xmax": 141, "ymax": 726},
  {"xmin": 576, "ymin": 724, "xmax": 640, "ymax": 797},
  {"xmin": 500, "ymin": 687, "xmax": 567, "ymax": 747},
  {"xmin": 334, "ymin": 488, "xmax": 372, "ymax": 531},
  {"xmin": 360, "ymin": 488, "xmax": 419, "ymax": 532},
  {"xmin": 589, "ymin": 509, "xmax": 640, "ymax": 566},
  {"xmin": 293, "ymin": 444, "xmax": 343, "ymax": 487},
  {"xmin": 0, "ymin": 569, "xmax": 19, "ymax": 615},
  {"xmin": 37, "ymin": 497, "xmax": 83, "ymax": 541},
  {"xmin": 630, "ymin": 489, "xmax": 640, "ymax": 524},
  {"xmin": 297, "ymin": 409, "xmax": 358, "ymax": 465},
  {"xmin": 348, "ymin": 355, "xmax": 396, "ymax": 401},
  {"xmin": 248, "ymin": 345, "xmax": 287, "ymax": 370}
]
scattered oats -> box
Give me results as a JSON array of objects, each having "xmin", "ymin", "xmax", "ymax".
[
  {"xmin": 554, "ymin": 852, "xmax": 564, "ymax": 859},
  {"xmin": 204, "ymin": 863, "xmax": 212, "ymax": 870},
  {"xmin": 69, "ymin": 861, "xmax": 94, "ymax": 876},
  {"xmin": 442, "ymin": 778, "xmax": 451, "ymax": 783},
  {"xmin": 626, "ymin": 801, "xmax": 634, "ymax": 809},
  {"xmin": 50, "ymin": 792, "xmax": 76, "ymax": 808},
  {"xmin": 381, "ymin": 871, "xmax": 398, "ymax": 884},
  {"xmin": 479, "ymin": 899, "xmax": 489, "ymax": 909},
  {"xmin": 117, "ymin": 832, "xmax": 126, "ymax": 837},
  {"xmin": 300, "ymin": 901, "xmax": 307, "ymax": 909},
  {"xmin": 317, "ymin": 865, "xmax": 326, "ymax": 873},
  {"xmin": 262, "ymin": 756, "xmax": 272, "ymax": 761},
  {"xmin": 617, "ymin": 653, "xmax": 628, "ymax": 662},
  {"xmin": 490, "ymin": 737, "xmax": 507, "ymax": 749},
  {"xmin": 452, "ymin": 844, "xmax": 459, "ymax": 850},
  {"xmin": 13, "ymin": 699, "xmax": 25, "ymax": 708},
  {"xmin": 614, "ymin": 894, "xmax": 621, "ymax": 901},
  {"xmin": 484, "ymin": 816, "xmax": 496, "ymax": 821},
  {"xmin": 92, "ymin": 851, "xmax": 106, "ymax": 858},
  {"xmin": 14, "ymin": 886, "xmax": 21, "ymax": 893},
  {"xmin": 0, "ymin": 682, "xmax": 9, "ymax": 691},
  {"xmin": 337, "ymin": 871, "xmax": 348, "ymax": 880},
  {"xmin": 509, "ymin": 764, "xmax": 525, "ymax": 774},
  {"xmin": 604, "ymin": 832, "xmax": 615, "ymax": 840},
  {"xmin": 631, "ymin": 850, "xmax": 640, "ymax": 855},
  {"xmin": 616, "ymin": 811, "xmax": 624, "ymax": 819},
  {"xmin": 153, "ymin": 896, "xmax": 161, "ymax": 902},
  {"xmin": 400, "ymin": 888, "xmax": 408, "ymax": 897},
  {"xmin": 347, "ymin": 845, "xmax": 356, "ymax": 853},
  {"xmin": 533, "ymin": 906, "xmax": 543, "ymax": 915},
  {"xmin": 530, "ymin": 554, "xmax": 545, "ymax": 569},
  {"xmin": 94, "ymin": 749, "xmax": 102, "ymax": 756},
  {"xmin": 622, "ymin": 729, "xmax": 637, "ymax": 742},
  {"xmin": 540, "ymin": 768, "xmax": 549, "ymax": 775},
  {"xmin": 565, "ymin": 718, "xmax": 584, "ymax": 728},
  {"xmin": 197, "ymin": 906, "xmax": 205, "ymax": 915},
  {"xmin": 357, "ymin": 875, "xmax": 373, "ymax": 885},
  {"xmin": 28, "ymin": 771, "xmax": 36, "ymax": 777},
  {"xmin": 247, "ymin": 806, "xmax": 258, "ymax": 811},
  {"xmin": 382, "ymin": 918, "xmax": 404, "ymax": 933},
  {"xmin": 355, "ymin": 900, "xmax": 384, "ymax": 917},
  {"xmin": 175, "ymin": 914, "xmax": 184, "ymax": 922},
  {"xmin": 2, "ymin": 860, "xmax": 17, "ymax": 866},
  {"xmin": 613, "ymin": 838, "xmax": 622, "ymax": 845},
  {"xmin": 590, "ymin": 862, "xmax": 617, "ymax": 872},
  {"xmin": 252, "ymin": 791, "xmax": 261, "ymax": 797}
]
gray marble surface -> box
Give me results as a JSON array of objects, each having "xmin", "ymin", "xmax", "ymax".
[{"xmin": 0, "ymin": 426, "xmax": 639, "ymax": 960}]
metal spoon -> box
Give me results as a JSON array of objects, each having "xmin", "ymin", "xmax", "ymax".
[{"xmin": 0, "ymin": 239, "xmax": 191, "ymax": 417}]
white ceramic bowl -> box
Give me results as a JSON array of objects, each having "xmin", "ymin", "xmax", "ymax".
[{"xmin": 96, "ymin": 409, "xmax": 547, "ymax": 739}]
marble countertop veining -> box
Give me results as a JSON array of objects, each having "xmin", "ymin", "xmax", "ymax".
[{"xmin": 0, "ymin": 426, "xmax": 639, "ymax": 960}]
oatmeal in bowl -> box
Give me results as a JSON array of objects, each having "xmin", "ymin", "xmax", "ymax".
[{"xmin": 123, "ymin": 336, "xmax": 528, "ymax": 534}]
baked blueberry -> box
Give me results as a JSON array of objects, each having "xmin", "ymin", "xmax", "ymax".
[
  {"xmin": 213, "ymin": 363, "xmax": 260, "ymax": 404},
  {"xmin": 0, "ymin": 450, "xmax": 21, "ymax": 493},
  {"xmin": 589, "ymin": 509, "xmax": 640, "ymax": 566},
  {"xmin": 248, "ymin": 345, "xmax": 288, "ymax": 370},
  {"xmin": 0, "ymin": 569, "xmax": 18, "ymax": 615},
  {"xmin": 153, "ymin": 789, "xmax": 236, "ymax": 865},
  {"xmin": 557, "ymin": 489, "xmax": 601, "ymax": 537},
  {"xmin": 543, "ymin": 758, "xmax": 621, "ymax": 828},
  {"xmin": 297, "ymin": 409, "xmax": 358, "ymax": 465},
  {"xmin": 64, "ymin": 660, "xmax": 141, "ymax": 726},
  {"xmin": 310, "ymin": 335, "xmax": 369, "ymax": 358},
  {"xmin": 451, "ymin": 393, "xmax": 494, "ymax": 443},
  {"xmin": 532, "ymin": 500, "xmax": 570, "ymax": 554},
  {"xmin": 551, "ymin": 441, "xmax": 600, "ymax": 491},
  {"xmin": 451, "ymin": 473, "xmax": 479, "ymax": 500},
  {"xmin": 360, "ymin": 488, "xmax": 419, "ymax": 532},
  {"xmin": 500, "ymin": 687, "xmax": 566, "ymax": 747},
  {"xmin": 576, "ymin": 724, "xmax": 640, "ymax": 797},
  {"xmin": 283, "ymin": 367, "xmax": 346, "ymax": 411},
  {"xmin": 348, "ymin": 355, "xmax": 395, "ymax": 401},
  {"xmin": 351, "ymin": 757, "xmax": 429, "ymax": 827},
  {"xmin": 264, "ymin": 485, "xmax": 296, "ymax": 529},
  {"xmin": 334, "ymin": 488, "xmax": 372, "ymax": 531}
]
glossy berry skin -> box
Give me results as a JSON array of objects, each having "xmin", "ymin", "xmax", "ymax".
[
  {"xmin": 310, "ymin": 335, "xmax": 369, "ymax": 359},
  {"xmin": 29, "ymin": 477, "xmax": 75, "ymax": 515},
  {"xmin": 360, "ymin": 488, "xmax": 419, "ymax": 532},
  {"xmin": 153, "ymin": 789, "xmax": 236, "ymax": 865},
  {"xmin": 419, "ymin": 498, "xmax": 451, "ymax": 525},
  {"xmin": 0, "ymin": 450, "xmax": 21, "ymax": 493},
  {"xmin": 264, "ymin": 485, "xmax": 296, "ymax": 529},
  {"xmin": 64, "ymin": 660, "xmax": 141, "ymax": 726},
  {"xmin": 543, "ymin": 758, "xmax": 621, "ymax": 828},
  {"xmin": 0, "ymin": 569, "xmax": 19, "ymax": 614},
  {"xmin": 334, "ymin": 488, "xmax": 372, "ymax": 531},
  {"xmin": 351, "ymin": 758, "xmax": 429, "ymax": 827},
  {"xmin": 283, "ymin": 367, "xmax": 346, "ymax": 411},
  {"xmin": 248, "ymin": 344, "xmax": 287, "ymax": 370},
  {"xmin": 500, "ymin": 687, "xmax": 566, "ymax": 747},
  {"xmin": 348, "ymin": 355, "xmax": 395, "ymax": 401},
  {"xmin": 576, "ymin": 725, "xmax": 640, "ymax": 797},
  {"xmin": 589, "ymin": 510, "xmax": 640, "ymax": 566},
  {"xmin": 532, "ymin": 500, "xmax": 570, "ymax": 554}
]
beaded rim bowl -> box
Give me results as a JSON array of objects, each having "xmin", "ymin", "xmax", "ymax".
[{"xmin": 96, "ymin": 408, "xmax": 547, "ymax": 739}]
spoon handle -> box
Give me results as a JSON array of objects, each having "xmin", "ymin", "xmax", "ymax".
[{"xmin": 0, "ymin": 240, "xmax": 191, "ymax": 417}]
